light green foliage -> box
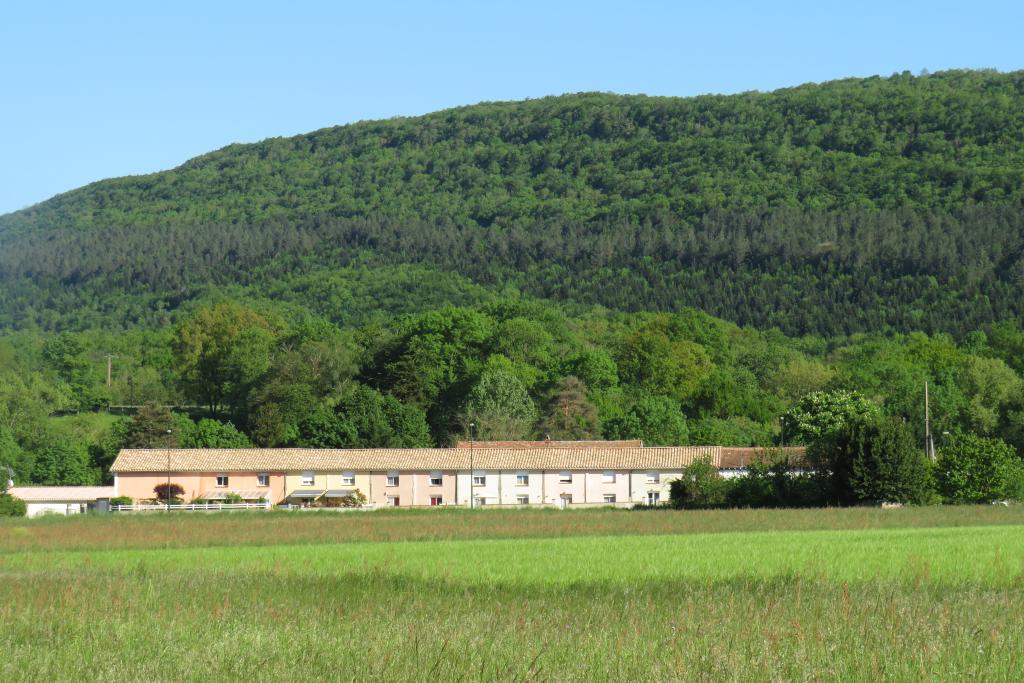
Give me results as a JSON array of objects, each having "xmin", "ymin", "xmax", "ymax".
[
  {"xmin": 464, "ymin": 367, "xmax": 537, "ymax": 440},
  {"xmin": 958, "ymin": 355, "xmax": 1022, "ymax": 434},
  {"xmin": 0, "ymin": 493, "xmax": 26, "ymax": 516},
  {"xmin": 604, "ymin": 395, "xmax": 688, "ymax": 445},
  {"xmin": 771, "ymin": 357, "xmax": 834, "ymax": 402},
  {"xmin": 936, "ymin": 431, "xmax": 1024, "ymax": 503},
  {"xmin": 617, "ymin": 325, "xmax": 712, "ymax": 403},
  {"xmin": 688, "ymin": 416, "xmax": 772, "ymax": 447},
  {"xmin": 172, "ymin": 303, "xmax": 284, "ymax": 415},
  {"xmin": 561, "ymin": 348, "xmax": 618, "ymax": 390},
  {"xmin": 783, "ymin": 389, "xmax": 881, "ymax": 444},
  {"xmin": 179, "ymin": 418, "xmax": 252, "ymax": 449},
  {"xmin": 30, "ymin": 440, "xmax": 98, "ymax": 486}
]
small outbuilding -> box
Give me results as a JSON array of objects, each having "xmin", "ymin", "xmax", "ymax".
[{"xmin": 7, "ymin": 486, "xmax": 115, "ymax": 518}]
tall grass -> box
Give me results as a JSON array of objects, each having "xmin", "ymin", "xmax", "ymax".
[
  {"xmin": 3, "ymin": 504, "xmax": 1023, "ymax": 553},
  {"xmin": 1, "ymin": 508, "xmax": 1023, "ymax": 680}
]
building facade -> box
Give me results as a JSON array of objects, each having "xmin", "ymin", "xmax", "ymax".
[{"xmin": 109, "ymin": 445, "xmax": 804, "ymax": 508}]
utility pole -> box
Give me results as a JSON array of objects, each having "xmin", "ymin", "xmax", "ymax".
[
  {"xmin": 924, "ymin": 382, "xmax": 935, "ymax": 461},
  {"xmin": 106, "ymin": 354, "xmax": 113, "ymax": 388}
]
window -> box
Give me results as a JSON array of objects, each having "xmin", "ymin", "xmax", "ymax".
[
  {"xmin": 647, "ymin": 492, "xmax": 660, "ymax": 506},
  {"xmin": 604, "ymin": 494, "xmax": 617, "ymax": 504},
  {"xmin": 341, "ymin": 472, "xmax": 355, "ymax": 486},
  {"xmin": 301, "ymin": 471, "xmax": 315, "ymax": 486},
  {"xmin": 473, "ymin": 473, "xmax": 486, "ymax": 486},
  {"xmin": 602, "ymin": 471, "xmax": 616, "ymax": 484},
  {"xmin": 391, "ymin": 496, "xmax": 400, "ymax": 507},
  {"xmin": 387, "ymin": 472, "xmax": 399, "ymax": 487},
  {"xmin": 559, "ymin": 471, "xmax": 572, "ymax": 484},
  {"xmin": 429, "ymin": 472, "xmax": 443, "ymax": 486},
  {"xmin": 216, "ymin": 475, "xmax": 229, "ymax": 487},
  {"xmin": 646, "ymin": 471, "xmax": 660, "ymax": 484},
  {"xmin": 257, "ymin": 473, "xmax": 269, "ymax": 487},
  {"xmin": 517, "ymin": 495, "xmax": 529, "ymax": 505},
  {"xmin": 515, "ymin": 473, "xmax": 529, "ymax": 486},
  {"xmin": 430, "ymin": 496, "xmax": 442, "ymax": 506}
]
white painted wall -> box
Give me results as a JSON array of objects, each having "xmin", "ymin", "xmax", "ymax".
[{"xmin": 25, "ymin": 502, "xmax": 85, "ymax": 518}]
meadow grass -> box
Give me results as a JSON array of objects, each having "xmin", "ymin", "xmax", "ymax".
[
  {"xmin": 1, "ymin": 507, "xmax": 1023, "ymax": 681},
  {"xmin": 3, "ymin": 503, "xmax": 1024, "ymax": 552}
]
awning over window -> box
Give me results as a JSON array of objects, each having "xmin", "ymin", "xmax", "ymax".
[
  {"xmin": 323, "ymin": 489, "xmax": 358, "ymax": 498},
  {"xmin": 287, "ymin": 490, "xmax": 326, "ymax": 499}
]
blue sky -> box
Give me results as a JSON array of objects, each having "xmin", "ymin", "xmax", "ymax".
[{"xmin": 1, "ymin": 0, "xmax": 1021, "ymax": 215}]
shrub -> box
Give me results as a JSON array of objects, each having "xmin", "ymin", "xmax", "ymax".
[
  {"xmin": 0, "ymin": 494, "xmax": 27, "ymax": 517},
  {"xmin": 339, "ymin": 489, "xmax": 368, "ymax": 508},
  {"xmin": 224, "ymin": 493, "xmax": 243, "ymax": 504},
  {"xmin": 109, "ymin": 496, "xmax": 133, "ymax": 506},
  {"xmin": 669, "ymin": 456, "xmax": 729, "ymax": 509},
  {"xmin": 725, "ymin": 451, "xmax": 826, "ymax": 508},
  {"xmin": 153, "ymin": 483, "xmax": 185, "ymax": 502},
  {"xmin": 936, "ymin": 431, "xmax": 1024, "ymax": 503}
]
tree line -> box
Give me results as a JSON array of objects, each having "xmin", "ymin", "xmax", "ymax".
[{"xmin": 3, "ymin": 299, "xmax": 1024, "ymax": 501}]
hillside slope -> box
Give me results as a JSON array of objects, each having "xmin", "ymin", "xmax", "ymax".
[{"xmin": 2, "ymin": 69, "xmax": 1023, "ymax": 335}]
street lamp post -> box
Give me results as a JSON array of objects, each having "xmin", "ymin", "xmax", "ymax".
[
  {"xmin": 469, "ymin": 422, "xmax": 475, "ymax": 510},
  {"xmin": 166, "ymin": 429, "xmax": 173, "ymax": 512}
]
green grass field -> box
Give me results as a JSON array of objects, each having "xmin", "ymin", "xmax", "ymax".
[{"xmin": 2, "ymin": 507, "xmax": 1024, "ymax": 681}]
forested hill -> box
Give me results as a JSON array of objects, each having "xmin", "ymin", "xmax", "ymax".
[{"xmin": 2, "ymin": 69, "xmax": 1024, "ymax": 335}]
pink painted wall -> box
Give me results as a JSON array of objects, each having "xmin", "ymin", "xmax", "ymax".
[
  {"xmin": 367, "ymin": 471, "xmax": 457, "ymax": 506},
  {"xmin": 116, "ymin": 473, "xmax": 286, "ymax": 504}
]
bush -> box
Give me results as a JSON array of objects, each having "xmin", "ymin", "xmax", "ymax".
[
  {"xmin": 153, "ymin": 483, "xmax": 185, "ymax": 502},
  {"xmin": 937, "ymin": 431, "xmax": 1024, "ymax": 503},
  {"xmin": 318, "ymin": 490, "xmax": 368, "ymax": 508},
  {"xmin": 669, "ymin": 456, "xmax": 729, "ymax": 509},
  {"xmin": 224, "ymin": 493, "xmax": 243, "ymax": 504},
  {"xmin": 726, "ymin": 450, "xmax": 826, "ymax": 508},
  {"xmin": 0, "ymin": 493, "xmax": 27, "ymax": 517},
  {"xmin": 109, "ymin": 496, "xmax": 133, "ymax": 506}
]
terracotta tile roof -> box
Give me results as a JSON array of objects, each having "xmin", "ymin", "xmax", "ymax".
[
  {"xmin": 7, "ymin": 486, "xmax": 116, "ymax": 502},
  {"xmin": 719, "ymin": 447, "xmax": 807, "ymax": 469},
  {"xmin": 111, "ymin": 447, "xmax": 720, "ymax": 473},
  {"xmin": 455, "ymin": 440, "xmax": 644, "ymax": 449}
]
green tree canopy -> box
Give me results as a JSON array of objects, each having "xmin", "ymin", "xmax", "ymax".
[
  {"xmin": 604, "ymin": 395, "xmax": 688, "ymax": 446},
  {"xmin": 936, "ymin": 431, "xmax": 1024, "ymax": 503}
]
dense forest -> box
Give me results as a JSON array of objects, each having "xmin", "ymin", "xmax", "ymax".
[
  {"xmin": 2, "ymin": 70, "xmax": 1024, "ymax": 502},
  {"xmin": 2, "ymin": 70, "xmax": 1024, "ymax": 335},
  {"xmin": 4, "ymin": 297, "xmax": 1024, "ymax": 496}
]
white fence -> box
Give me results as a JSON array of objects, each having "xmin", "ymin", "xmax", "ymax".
[{"xmin": 111, "ymin": 502, "xmax": 272, "ymax": 512}]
